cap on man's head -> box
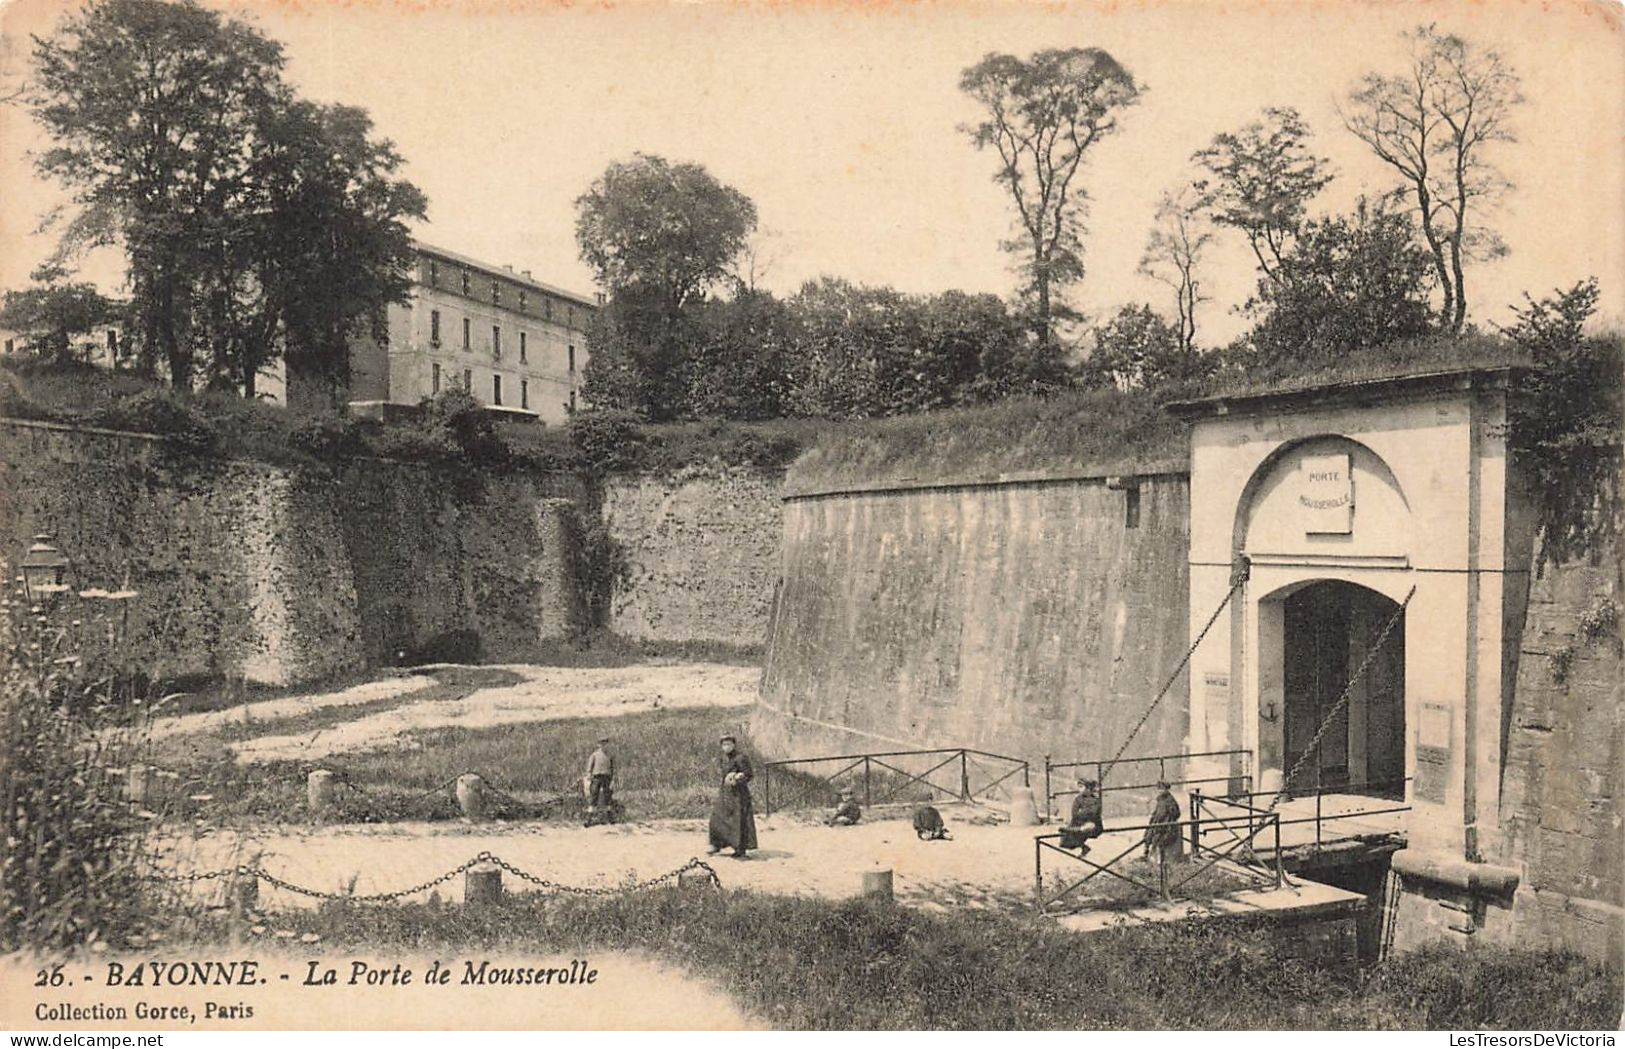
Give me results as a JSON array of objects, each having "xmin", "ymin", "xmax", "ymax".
[
  {"xmin": 719, "ymin": 734, "xmax": 737, "ymax": 744},
  {"xmin": 1157, "ymin": 780, "xmax": 1172, "ymax": 790},
  {"xmin": 598, "ymin": 736, "xmax": 611, "ymax": 744},
  {"xmin": 838, "ymin": 787, "xmax": 854, "ymax": 796},
  {"xmin": 1078, "ymin": 777, "xmax": 1098, "ymax": 789}
]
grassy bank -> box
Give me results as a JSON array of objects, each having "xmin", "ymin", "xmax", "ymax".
[
  {"xmin": 147, "ymin": 690, "xmax": 758, "ymax": 825},
  {"xmin": 229, "ymin": 889, "xmax": 1621, "ymax": 1030}
]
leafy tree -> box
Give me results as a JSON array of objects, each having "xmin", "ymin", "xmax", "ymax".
[
  {"xmin": 1343, "ymin": 24, "xmax": 1523, "ymax": 332},
  {"xmin": 30, "ymin": 0, "xmax": 286, "ymax": 389},
  {"xmin": 682, "ymin": 290, "xmax": 797, "ymax": 421},
  {"xmin": 1193, "ymin": 106, "xmax": 1332, "ymax": 290},
  {"xmin": 1503, "ymin": 278, "xmax": 1622, "ymax": 559},
  {"xmin": 1244, "ymin": 201, "xmax": 1436, "ymax": 366},
  {"xmin": 1138, "ymin": 188, "xmax": 1213, "ymax": 353},
  {"xmin": 1086, "ymin": 303, "xmax": 1208, "ymax": 390},
  {"xmin": 960, "ymin": 48, "xmax": 1141, "ymax": 348},
  {"xmin": 241, "ymin": 102, "xmax": 425, "ymax": 401},
  {"xmin": 0, "ymin": 267, "xmax": 123, "ymax": 364},
  {"xmin": 28, "ymin": 0, "xmax": 424, "ymax": 397},
  {"xmin": 784, "ymin": 278, "xmax": 908, "ymax": 419},
  {"xmin": 575, "ymin": 154, "xmax": 757, "ymax": 421}
]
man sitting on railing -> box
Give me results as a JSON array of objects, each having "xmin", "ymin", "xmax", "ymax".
[
  {"xmin": 827, "ymin": 788, "xmax": 861, "ymax": 826},
  {"xmin": 1059, "ymin": 778, "xmax": 1104, "ymax": 855}
]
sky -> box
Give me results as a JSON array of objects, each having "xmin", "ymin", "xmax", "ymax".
[{"xmin": 1, "ymin": 0, "xmax": 1621, "ymax": 345}]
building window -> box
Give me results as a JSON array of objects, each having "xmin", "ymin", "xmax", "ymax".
[
  {"xmin": 569, "ymin": 390, "xmax": 577, "ymax": 413},
  {"xmin": 429, "ymin": 260, "xmax": 439, "ymax": 287},
  {"xmin": 568, "ymin": 345, "xmax": 576, "ymax": 372},
  {"xmin": 519, "ymin": 332, "xmax": 527, "ymax": 364},
  {"xmin": 3, "ymin": 338, "xmax": 12, "ymax": 355},
  {"xmin": 462, "ymin": 317, "xmax": 471, "ymax": 351},
  {"xmin": 430, "ymin": 309, "xmax": 441, "ymax": 346},
  {"xmin": 520, "ymin": 379, "xmax": 529, "ymax": 410},
  {"xmin": 493, "ymin": 374, "xmax": 503, "ymax": 406},
  {"xmin": 460, "ymin": 270, "xmax": 470, "ymax": 295},
  {"xmin": 432, "ymin": 363, "xmax": 441, "ymax": 393},
  {"xmin": 1125, "ymin": 487, "xmax": 1141, "ymax": 530},
  {"xmin": 568, "ymin": 305, "xmax": 576, "ymax": 327},
  {"xmin": 492, "ymin": 325, "xmax": 501, "ymax": 359},
  {"xmin": 518, "ymin": 290, "xmax": 527, "ymax": 314},
  {"xmin": 463, "ymin": 368, "xmax": 472, "ymax": 391},
  {"xmin": 106, "ymin": 329, "xmax": 119, "ymax": 358},
  {"xmin": 544, "ymin": 299, "xmax": 553, "ymax": 320},
  {"xmin": 492, "ymin": 280, "xmax": 501, "ymax": 306}
]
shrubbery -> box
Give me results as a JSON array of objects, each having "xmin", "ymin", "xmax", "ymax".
[{"xmin": 0, "ymin": 583, "xmax": 156, "ymax": 951}]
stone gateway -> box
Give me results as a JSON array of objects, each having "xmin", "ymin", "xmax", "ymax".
[{"xmin": 756, "ymin": 366, "xmax": 1621, "ymax": 961}]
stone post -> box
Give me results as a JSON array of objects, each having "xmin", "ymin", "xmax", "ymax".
[
  {"xmin": 307, "ymin": 769, "xmax": 337, "ymax": 813},
  {"xmin": 465, "ymin": 863, "xmax": 503, "ymax": 906},
  {"xmin": 455, "ymin": 774, "xmax": 486, "ymax": 820},
  {"xmin": 862, "ymin": 869, "xmax": 894, "ymax": 901}
]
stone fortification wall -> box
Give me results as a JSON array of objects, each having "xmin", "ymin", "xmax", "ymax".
[
  {"xmin": 753, "ymin": 471, "xmax": 1192, "ymax": 772},
  {"xmin": 0, "ymin": 418, "xmax": 586, "ymax": 686}
]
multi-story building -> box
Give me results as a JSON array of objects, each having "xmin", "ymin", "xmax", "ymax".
[{"xmin": 346, "ymin": 242, "xmax": 597, "ymax": 426}]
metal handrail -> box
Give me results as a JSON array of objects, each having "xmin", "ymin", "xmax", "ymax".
[
  {"xmin": 1042, "ymin": 748, "xmax": 1254, "ymax": 822},
  {"xmin": 760, "ymin": 747, "xmax": 1030, "ymax": 817},
  {"xmin": 1191, "ymin": 778, "xmax": 1412, "ymax": 853},
  {"xmin": 1034, "ymin": 810, "xmax": 1283, "ymax": 914}
]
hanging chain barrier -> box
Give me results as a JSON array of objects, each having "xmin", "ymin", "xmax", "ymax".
[
  {"xmin": 1263, "ymin": 585, "xmax": 1416, "ymax": 814},
  {"xmin": 141, "ymin": 852, "xmax": 722, "ymax": 905},
  {"xmin": 1096, "ymin": 557, "xmax": 1250, "ymax": 785}
]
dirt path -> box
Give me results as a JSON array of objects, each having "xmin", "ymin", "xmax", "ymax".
[
  {"xmin": 154, "ymin": 805, "xmax": 1068, "ymax": 912},
  {"xmin": 149, "ymin": 663, "xmax": 761, "ymax": 764}
]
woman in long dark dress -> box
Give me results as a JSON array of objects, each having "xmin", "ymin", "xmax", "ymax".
[{"xmin": 708, "ymin": 735, "xmax": 759, "ymax": 858}]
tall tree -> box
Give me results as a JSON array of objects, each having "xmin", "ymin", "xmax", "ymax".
[
  {"xmin": 959, "ymin": 48, "xmax": 1140, "ymax": 348},
  {"xmin": 1192, "ymin": 106, "xmax": 1332, "ymax": 290},
  {"xmin": 1342, "ymin": 24, "xmax": 1523, "ymax": 333},
  {"xmin": 242, "ymin": 101, "xmax": 425, "ymax": 401},
  {"xmin": 575, "ymin": 154, "xmax": 757, "ymax": 421},
  {"xmin": 30, "ymin": 0, "xmax": 286, "ymax": 389},
  {"xmin": 1087, "ymin": 303, "xmax": 1207, "ymax": 391},
  {"xmin": 1138, "ymin": 188, "xmax": 1213, "ymax": 353},
  {"xmin": 1245, "ymin": 200, "xmax": 1436, "ymax": 366}
]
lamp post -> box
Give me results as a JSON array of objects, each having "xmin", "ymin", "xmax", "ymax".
[{"xmin": 19, "ymin": 534, "xmax": 70, "ymax": 604}]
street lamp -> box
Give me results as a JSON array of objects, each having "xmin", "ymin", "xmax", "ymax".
[{"xmin": 20, "ymin": 534, "xmax": 70, "ymax": 604}]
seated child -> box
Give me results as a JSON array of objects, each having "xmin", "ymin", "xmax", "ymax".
[{"xmin": 828, "ymin": 788, "xmax": 862, "ymax": 826}]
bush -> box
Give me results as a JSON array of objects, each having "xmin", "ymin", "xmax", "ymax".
[
  {"xmin": 568, "ymin": 408, "xmax": 648, "ymax": 475},
  {"xmin": 285, "ymin": 411, "xmax": 371, "ymax": 461},
  {"xmin": 416, "ymin": 387, "xmax": 509, "ymax": 466},
  {"xmin": 91, "ymin": 387, "xmax": 216, "ymax": 452},
  {"xmin": 0, "ymin": 583, "xmax": 155, "ymax": 950}
]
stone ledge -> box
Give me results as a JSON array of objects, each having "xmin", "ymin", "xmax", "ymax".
[{"xmin": 1391, "ymin": 848, "xmax": 1520, "ymax": 898}]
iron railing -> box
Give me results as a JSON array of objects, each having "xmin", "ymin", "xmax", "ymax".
[
  {"xmin": 1034, "ymin": 808, "xmax": 1283, "ymax": 914},
  {"xmin": 760, "ymin": 748, "xmax": 1029, "ymax": 817},
  {"xmin": 1043, "ymin": 749, "xmax": 1253, "ymax": 823},
  {"xmin": 1200, "ymin": 777, "xmax": 1412, "ymax": 850}
]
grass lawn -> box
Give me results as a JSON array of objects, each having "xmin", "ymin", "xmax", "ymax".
[
  {"xmin": 197, "ymin": 888, "xmax": 1622, "ymax": 1030},
  {"xmin": 145, "ymin": 689, "xmax": 758, "ymax": 826}
]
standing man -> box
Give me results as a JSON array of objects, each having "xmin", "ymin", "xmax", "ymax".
[
  {"xmin": 709, "ymin": 735, "xmax": 759, "ymax": 859},
  {"xmin": 585, "ymin": 735, "xmax": 615, "ymax": 812},
  {"xmin": 1143, "ymin": 781, "xmax": 1183, "ymax": 899}
]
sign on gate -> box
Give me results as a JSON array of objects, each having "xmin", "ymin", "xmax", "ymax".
[{"xmin": 1298, "ymin": 453, "xmax": 1354, "ymax": 534}]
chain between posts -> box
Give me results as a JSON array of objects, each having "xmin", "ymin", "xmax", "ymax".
[{"xmin": 142, "ymin": 853, "xmax": 723, "ymax": 904}]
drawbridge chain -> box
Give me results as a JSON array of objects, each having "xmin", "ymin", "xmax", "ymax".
[
  {"xmin": 1264, "ymin": 585, "xmax": 1416, "ymax": 813},
  {"xmin": 1099, "ymin": 558, "xmax": 1250, "ymax": 783}
]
